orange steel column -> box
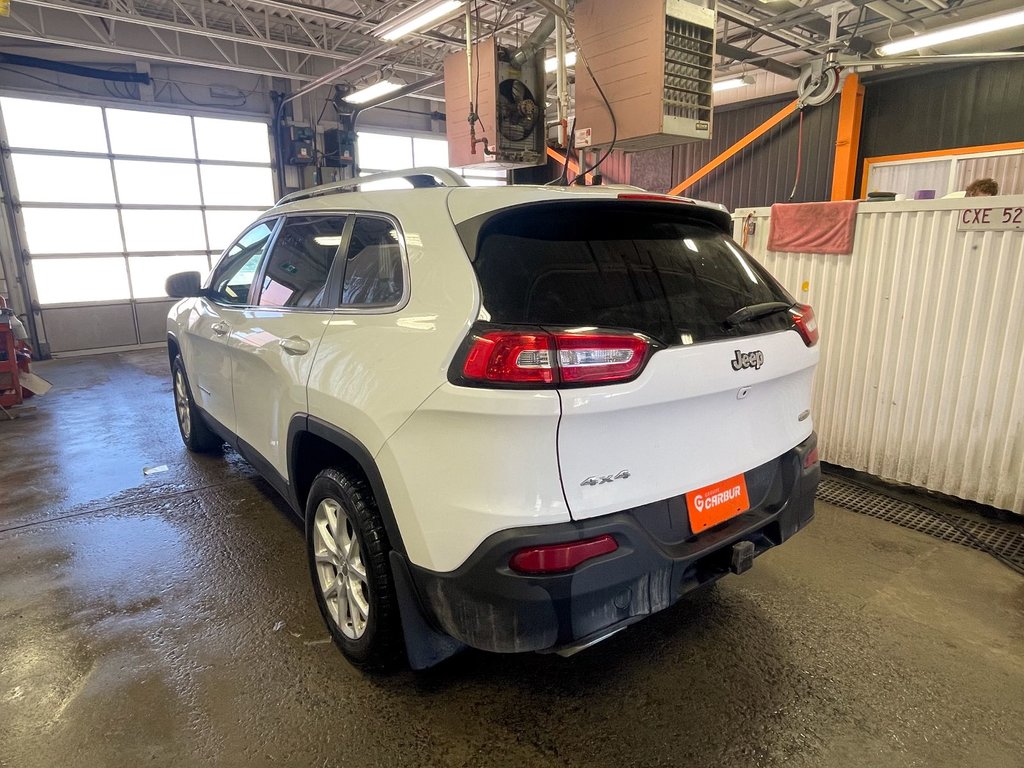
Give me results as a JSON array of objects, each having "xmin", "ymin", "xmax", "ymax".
[
  {"xmin": 831, "ymin": 73, "xmax": 865, "ymax": 200},
  {"xmin": 668, "ymin": 99, "xmax": 800, "ymax": 197}
]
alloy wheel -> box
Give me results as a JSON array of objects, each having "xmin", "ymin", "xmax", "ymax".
[
  {"xmin": 312, "ymin": 497, "xmax": 370, "ymax": 639},
  {"xmin": 174, "ymin": 369, "xmax": 191, "ymax": 440}
]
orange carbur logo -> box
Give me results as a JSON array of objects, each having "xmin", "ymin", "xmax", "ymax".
[{"xmin": 686, "ymin": 474, "xmax": 750, "ymax": 533}]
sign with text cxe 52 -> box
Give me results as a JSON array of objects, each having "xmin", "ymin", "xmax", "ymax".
[{"xmin": 957, "ymin": 205, "xmax": 1024, "ymax": 232}]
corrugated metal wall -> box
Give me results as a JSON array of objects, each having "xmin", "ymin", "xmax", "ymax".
[
  {"xmin": 627, "ymin": 96, "xmax": 838, "ymax": 211},
  {"xmin": 955, "ymin": 153, "xmax": 1024, "ymax": 196},
  {"xmin": 734, "ymin": 200, "xmax": 1024, "ymax": 514},
  {"xmin": 857, "ymin": 60, "xmax": 1024, "ymax": 192}
]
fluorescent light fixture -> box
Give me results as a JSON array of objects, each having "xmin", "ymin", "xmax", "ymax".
[
  {"xmin": 877, "ymin": 9, "xmax": 1024, "ymax": 56},
  {"xmin": 343, "ymin": 79, "xmax": 404, "ymax": 104},
  {"xmin": 712, "ymin": 75, "xmax": 755, "ymax": 92},
  {"xmin": 544, "ymin": 51, "xmax": 578, "ymax": 73},
  {"xmin": 314, "ymin": 235, "xmax": 343, "ymax": 247},
  {"xmin": 373, "ymin": 0, "xmax": 464, "ymax": 42}
]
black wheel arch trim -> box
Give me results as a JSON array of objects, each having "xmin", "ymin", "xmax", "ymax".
[
  {"xmin": 166, "ymin": 331, "xmax": 181, "ymax": 367},
  {"xmin": 288, "ymin": 414, "xmax": 408, "ymax": 558},
  {"xmin": 290, "ymin": 415, "xmax": 453, "ymax": 667}
]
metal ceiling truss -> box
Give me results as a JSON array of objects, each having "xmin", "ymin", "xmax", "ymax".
[
  {"xmin": 713, "ymin": 0, "xmax": 1003, "ymax": 79},
  {"xmin": 0, "ymin": 0, "xmax": 542, "ymax": 83},
  {"xmin": 1, "ymin": 0, "xmax": 1007, "ymax": 93}
]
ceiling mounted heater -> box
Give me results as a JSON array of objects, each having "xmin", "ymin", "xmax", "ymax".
[
  {"xmin": 443, "ymin": 38, "xmax": 547, "ymax": 169},
  {"xmin": 574, "ymin": 0, "xmax": 716, "ymax": 151}
]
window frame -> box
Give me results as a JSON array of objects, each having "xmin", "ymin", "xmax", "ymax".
[
  {"xmin": 205, "ymin": 216, "xmax": 282, "ymax": 307},
  {"xmin": 231, "ymin": 210, "xmax": 411, "ymax": 314},
  {"xmin": 252, "ymin": 214, "xmax": 353, "ymax": 312},
  {"xmin": 334, "ymin": 212, "xmax": 411, "ymax": 313}
]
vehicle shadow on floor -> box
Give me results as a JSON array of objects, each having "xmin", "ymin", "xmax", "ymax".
[{"xmin": 369, "ymin": 583, "xmax": 807, "ymax": 765}]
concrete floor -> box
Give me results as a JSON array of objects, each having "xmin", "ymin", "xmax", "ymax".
[{"xmin": 1, "ymin": 349, "xmax": 1022, "ymax": 768}]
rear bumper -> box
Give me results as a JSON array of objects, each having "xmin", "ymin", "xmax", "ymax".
[{"xmin": 407, "ymin": 434, "xmax": 820, "ymax": 654}]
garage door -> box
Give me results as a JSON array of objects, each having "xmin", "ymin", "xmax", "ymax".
[{"xmin": 0, "ymin": 96, "xmax": 275, "ymax": 355}]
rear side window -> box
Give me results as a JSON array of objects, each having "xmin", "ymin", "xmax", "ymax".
[
  {"xmin": 467, "ymin": 203, "xmax": 792, "ymax": 346},
  {"xmin": 257, "ymin": 215, "xmax": 346, "ymax": 309},
  {"xmin": 341, "ymin": 217, "xmax": 403, "ymax": 307}
]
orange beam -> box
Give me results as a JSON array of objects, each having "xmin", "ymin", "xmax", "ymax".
[
  {"xmin": 860, "ymin": 140, "xmax": 1024, "ymax": 197},
  {"xmin": 668, "ymin": 99, "xmax": 801, "ymax": 197},
  {"xmin": 831, "ymin": 73, "xmax": 864, "ymax": 201},
  {"xmin": 545, "ymin": 146, "xmax": 594, "ymax": 184}
]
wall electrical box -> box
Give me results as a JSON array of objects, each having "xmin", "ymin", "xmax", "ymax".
[
  {"xmin": 322, "ymin": 126, "xmax": 355, "ymax": 168},
  {"xmin": 574, "ymin": 0, "xmax": 716, "ymax": 151},
  {"xmin": 288, "ymin": 126, "xmax": 315, "ymax": 165}
]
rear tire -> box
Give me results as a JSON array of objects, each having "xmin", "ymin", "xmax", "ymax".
[
  {"xmin": 171, "ymin": 355, "xmax": 222, "ymax": 453},
  {"xmin": 306, "ymin": 468, "xmax": 404, "ymax": 670}
]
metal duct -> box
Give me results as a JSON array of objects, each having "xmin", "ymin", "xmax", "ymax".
[
  {"xmin": 512, "ymin": 13, "xmax": 557, "ymax": 66},
  {"xmin": 716, "ymin": 42, "xmax": 800, "ymax": 79}
]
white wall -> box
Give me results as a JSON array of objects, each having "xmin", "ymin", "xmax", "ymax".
[{"xmin": 736, "ymin": 198, "xmax": 1024, "ymax": 514}]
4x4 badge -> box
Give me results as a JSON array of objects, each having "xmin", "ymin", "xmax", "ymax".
[
  {"xmin": 580, "ymin": 470, "xmax": 631, "ymax": 487},
  {"xmin": 731, "ymin": 349, "xmax": 764, "ymax": 371}
]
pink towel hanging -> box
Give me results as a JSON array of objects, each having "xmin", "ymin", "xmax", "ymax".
[{"xmin": 768, "ymin": 200, "xmax": 859, "ymax": 255}]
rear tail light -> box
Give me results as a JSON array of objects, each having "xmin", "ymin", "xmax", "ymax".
[
  {"xmin": 791, "ymin": 303, "xmax": 819, "ymax": 347},
  {"xmin": 509, "ymin": 535, "xmax": 618, "ymax": 574},
  {"xmin": 460, "ymin": 330, "xmax": 555, "ymax": 385},
  {"xmin": 456, "ymin": 327, "xmax": 652, "ymax": 387},
  {"xmin": 557, "ymin": 334, "xmax": 649, "ymax": 384}
]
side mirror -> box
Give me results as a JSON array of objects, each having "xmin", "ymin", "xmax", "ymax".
[{"xmin": 166, "ymin": 271, "xmax": 204, "ymax": 298}]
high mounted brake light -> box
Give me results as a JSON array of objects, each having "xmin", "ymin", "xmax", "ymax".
[
  {"xmin": 617, "ymin": 193, "xmax": 696, "ymax": 204},
  {"xmin": 790, "ymin": 304, "xmax": 819, "ymax": 347},
  {"xmin": 456, "ymin": 328, "xmax": 652, "ymax": 387}
]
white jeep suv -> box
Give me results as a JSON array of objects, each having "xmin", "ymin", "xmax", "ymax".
[{"xmin": 166, "ymin": 168, "xmax": 821, "ymax": 669}]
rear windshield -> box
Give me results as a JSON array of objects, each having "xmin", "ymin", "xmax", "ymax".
[{"xmin": 464, "ymin": 202, "xmax": 794, "ymax": 347}]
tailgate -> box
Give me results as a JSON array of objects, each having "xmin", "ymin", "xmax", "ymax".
[{"xmin": 558, "ymin": 330, "xmax": 817, "ymax": 520}]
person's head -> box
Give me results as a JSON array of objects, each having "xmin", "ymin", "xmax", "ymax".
[{"xmin": 966, "ymin": 178, "xmax": 999, "ymax": 197}]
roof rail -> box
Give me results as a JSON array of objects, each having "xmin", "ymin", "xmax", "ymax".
[{"xmin": 275, "ymin": 167, "xmax": 469, "ymax": 206}]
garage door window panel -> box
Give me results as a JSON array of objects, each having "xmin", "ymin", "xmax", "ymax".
[
  {"xmin": 257, "ymin": 216, "xmax": 347, "ymax": 309},
  {"xmin": 412, "ymin": 137, "xmax": 448, "ymax": 168},
  {"xmin": 32, "ymin": 257, "xmax": 131, "ymax": 304},
  {"xmin": 200, "ymin": 165, "xmax": 275, "ymax": 207},
  {"xmin": 195, "ymin": 117, "xmax": 271, "ymax": 163},
  {"xmin": 340, "ymin": 217, "xmax": 405, "ymax": 308},
  {"xmin": 12, "ymin": 154, "xmax": 116, "ymax": 204},
  {"xmin": 209, "ymin": 220, "xmax": 278, "ymax": 305},
  {"xmin": 106, "ymin": 109, "xmax": 196, "ymax": 158},
  {"xmin": 122, "ymin": 210, "xmax": 207, "ymax": 252},
  {"xmin": 115, "ymin": 160, "xmax": 202, "ymax": 205},
  {"xmin": 0, "ymin": 98, "xmax": 107, "ymax": 153},
  {"xmin": 358, "ymin": 133, "xmax": 413, "ymax": 170},
  {"xmin": 21, "ymin": 208, "xmax": 124, "ymax": 254}
]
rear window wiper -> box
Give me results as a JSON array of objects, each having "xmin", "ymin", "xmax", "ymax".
[{"xmin": 723, "ymin": 301, "xmax": 792, "ymax": 328}]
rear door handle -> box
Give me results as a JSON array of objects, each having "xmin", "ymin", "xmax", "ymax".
[
  {"xmin": 280, "ymin": 336, "xmax": 311, "ymax": 356},
  {"xmin": 211, "ymin": 321, "xmax": 230, "ymax": 336}
]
